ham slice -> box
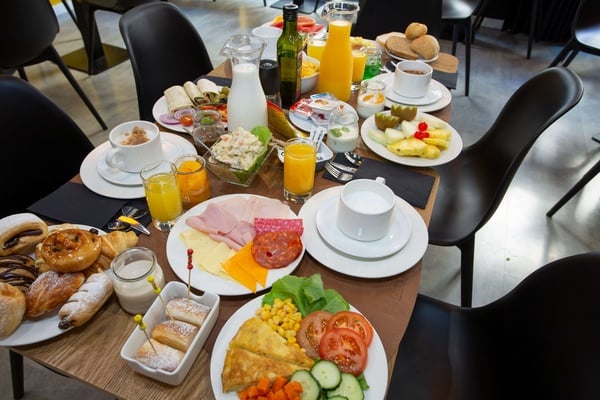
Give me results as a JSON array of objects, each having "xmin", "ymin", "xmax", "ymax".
[{"xmin": 186, "ymin": 197, "xmax": 292, "ymax": 250}]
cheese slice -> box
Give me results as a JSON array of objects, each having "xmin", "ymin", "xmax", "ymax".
[
  {"xmin": 222, "ymin": 241, "xmax": 269, "ymax": 292},
  {"xmin": 180, "ymin": 230, "xmax": 234, "ymax": 279}
]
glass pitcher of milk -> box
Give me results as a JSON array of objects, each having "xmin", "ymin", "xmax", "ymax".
[{"xmin": 220, "ymin": 35, "xmax": 269, "ymax": 131}]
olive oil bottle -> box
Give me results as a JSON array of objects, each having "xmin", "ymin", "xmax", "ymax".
[{"xmin": 277, "ymin": 4, "xmax": 303, "ymax": 108}]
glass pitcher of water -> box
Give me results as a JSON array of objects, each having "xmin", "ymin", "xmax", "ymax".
[{"xmin": 220, "ymin": 35, "xmax": 268, "ymax": 131}]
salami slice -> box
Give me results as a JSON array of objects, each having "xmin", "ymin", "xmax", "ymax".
[
  {"xmin": 251, "ymin": 231, "xmax": 302, "ymax": 269},
  {"xmin": 254, "ymin": 218, "xmax": 304, "ymax": 236}
]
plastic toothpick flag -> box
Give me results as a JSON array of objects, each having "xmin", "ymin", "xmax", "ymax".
[
  {"xmin": 187, "ymin": 248, "xmax": 193, "ymax": 300},
  {"xmin": 134, "ymin": 314, "xmax": 156, "ymax": 354}
]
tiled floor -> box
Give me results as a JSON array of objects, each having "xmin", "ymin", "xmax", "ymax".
[{"xmin": 1, "ymin": 1, "xmax": 598, "ymax": 398}]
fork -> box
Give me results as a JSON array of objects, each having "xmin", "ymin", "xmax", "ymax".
[{"xmin": 325, "ymin": 162, "xmax": 354, "ymax": 182}]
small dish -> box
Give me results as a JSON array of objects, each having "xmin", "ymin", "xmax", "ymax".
[
  {"xmin": 315, "ymin": 197, "xmax": 412, "ymax": 258},
  {"xmin": 276, "ymin": 140, "xmax": 334, "ymax": 171},
  {"xmin": 120, "ymin": 281, "xmax": 219, "ymax": 386},
  {"xmin": 204, "ymin": 141, "xmax": 275, "ymax": 187}
]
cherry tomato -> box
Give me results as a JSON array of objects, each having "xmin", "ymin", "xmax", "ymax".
[
  {"xmin": 319, "ymin": 327, "xmax": 368, "ymax": 376},
  {"xmin": 326, "ymin": 311, "xmax": 374, "ymax": 346},
  {"xmin": 297, "ymin": 310, "xmax": 332, "ymax": 359},
  {"xmin": 179, "ymin": 115, "xmax": 194, "ymax": 127},
  {"xmin": 418, "ymin": 121, "xmax": 428, "ymax": 131},
  {"xmin": 414, "ymin": 130, "xmax": 430, "ymax": 140}
]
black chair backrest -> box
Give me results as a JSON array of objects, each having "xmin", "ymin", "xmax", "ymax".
[
  {"xmin": 0, "ymin": 0, "xmax": 59, "ymax": 68},
  {"xmin": 463, "ymin": 67, "xmax": 584, "ymax": 226},
  {"xmin": 389, "ymin": 251, "xmax": 600, "ymax": 399},
  {"xmin": 574, "ymin": 0, "xmax": 600, "ymax": 37},
  {"xmin": 0, "ymin": 76, "xmax": 94, "ymax": 218},
  {"xmin": 119, "ymin": 1, "xmax": 214, "ymax": 121},
  {"xmin": 352, "ymin": 0, "xmax": 443, "ymax": 39}
]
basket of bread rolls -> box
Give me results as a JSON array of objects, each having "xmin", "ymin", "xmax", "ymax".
[
  {"xmin": 385, "ymin": 22, "xmax": 441, "ymax": 61},
  {"xmin": 0, "ymin": 213, "xmax": 139, "ymax": 341}
]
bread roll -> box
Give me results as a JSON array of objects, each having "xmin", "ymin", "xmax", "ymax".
[
  {"xmin": 58, "ymin": 271, "xmax": 114, "ymax": 329},
  {"xmin": 410, "ymin": 34, "xmax": 440, "ymax": 60},
  {"xmin": 0, "ymin": 254, "xmax": 39, "ymax": 292},
  {"xmin": 135, "ymin": 339, "xmax": 184, "ymax": 372},
  {"xmin": 0, "ymin": 213, "xmax": 48, "ymax": 256},
  {"xmin": 25, "ymin": 270, "xmax": 84, "ymax": 318},
  {"xmin": 0, "ymin": 282, "xmax": 26, "ymax": 338},
  {"xmin": 405, "ymin": 22, "xmax": 428, "ymax": 40},
  {"xmin": 152, "ymin": 320, "xmax": 198, "ymax": 352},
  {"xmin": 385, "ymin": 36, "xmax": 419, "ymax": 60},
  {"xmin": 166, "ymin": 297, "xmax": 211, "ymax": 327},
  {"xmin": 39, "ymin": 229, "xmax": 102, "ymax": 273}
]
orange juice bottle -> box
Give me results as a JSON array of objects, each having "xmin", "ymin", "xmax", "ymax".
[{"xmin": 317, "ymin": 20, "xmax": 353, "ymax": 101}]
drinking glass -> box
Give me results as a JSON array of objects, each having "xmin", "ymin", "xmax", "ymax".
[
  {"xmin": 175, "ymin": 154, "xmax": 211, "ymax": 209},
  {"xmin": 283, "ymin": 138, "xmax": 317, "ymax": 203},
  {"xmin": 307, "ymin": 31, "xmax": 327, "ymax": 61},
  {"xmin": 351, "ymin": 45, "xmax": 367, "ymax": 91},
  {"xmin": 362, "ymin": 46, "xmax": 382, "ymax": 80},
  {"xmin": 356, "ymin": 79, "xmax": 386, "ymax": 118},
  {"xmin": 140, "ymin": 160, "xmax": 183, "ymax": 231}
]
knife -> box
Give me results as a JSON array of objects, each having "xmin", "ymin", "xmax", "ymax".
[
  {"xmin": 330, "ymin": 162, "xmax": 358, "ymax": 174},
  {"xmin": 118, "ymin": 215, "xmax": 151, "ymax": 235}
]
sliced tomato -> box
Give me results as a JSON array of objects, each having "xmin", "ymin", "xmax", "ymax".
[
  {"xmin": 326, "ymin": 311, "xmax": 374, "ymax": 346},
  {"xmin": 179, "ymin": 114, "xmax": 194, "ymax": 127},
  {"xmin": 319, "ymin": 327, "xmax": 368, "ymax": 376},
  {"xmin": 297, "ymin": 310, "xmax": 332, "ymax": 359}
]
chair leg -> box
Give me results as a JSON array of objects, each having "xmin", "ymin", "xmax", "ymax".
[
  {"xmin": 451, "ymin": 24, "xmax": 459, "ymax": 55},
  {"xmin": 464, "ymin": 20, "xmax": 471, "ymax": 96},
  {"xmin": 87, "ymin": 7, "xmax": 97, "ymax": 76},
  {"xmin": 527, "ymin": 0, "xmax": 539, "ymax": 59},
  {"xmin": 45, "ymin": 46, "xmax": 108, "ymax": 129},
  {"xmin": 17, "ymin": 67, "xmax": 28, "ymax": 81},
  {"xmin": 458, "ymin": 236, "xmax": 475, "ymax": 307},
  {"xmin": 549, "ymin": 42, "xmax": 574, "ymax": 67},
  {"xmin": 10, "ymin": 350, "xmax": 24, "ymax": 399},
  {"xmin": 547, "ymin": 158, "xmax": 600, "ymax": 217},
  {"xmin": 562, "ymin": 49, "xmax": 580, "ymax": 67}
]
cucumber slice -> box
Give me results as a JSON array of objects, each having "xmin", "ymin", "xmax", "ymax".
[
  {"xmin": 327, "ymin": 396, "xmax": 348, "ymax": 400},
  {"xmin": 326, "ymin": 373, "xmax": 364, "ymax": 400},
  {"xmin": 291, "ymin": 369, "xmax": 321, "ymax": 400},
  {"xmin": 311, "ymin": 360, "xmax": 342, "ymax": 390}
]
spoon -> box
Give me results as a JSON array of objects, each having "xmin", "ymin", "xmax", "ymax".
[
  {"xmin": 344, "ymin": 151, "xmax": 363, "ymax": 167},
  {"xmin": 121, "ymin": 205, "xmax": 148, "ymax": 220},
  {"xmin": 107, "ymin": 220, "xmax": 131, "ymax": 232}
]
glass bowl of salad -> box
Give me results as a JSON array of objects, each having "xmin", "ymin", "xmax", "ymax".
[{"xmin": 204, "ymin": 126, "xmax": 275, "ymax": 187}]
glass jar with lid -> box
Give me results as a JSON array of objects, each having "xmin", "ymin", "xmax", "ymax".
[{"xmin": 192, "ymin": 109, "xmax": 225, "ymax": 147}]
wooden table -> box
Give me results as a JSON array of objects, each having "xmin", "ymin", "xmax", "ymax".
[{"xmin": 7, "ymin": 65, "xmax": 451, "ymax": 399}]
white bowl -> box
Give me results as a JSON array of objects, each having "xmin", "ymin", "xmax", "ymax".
[
  {"xmin": 120, "ymin": 281, "xmax": 219, "ymax": 385},
  {"xmin": 301, "ymin": 55, "xmax": 320, "ymax": 94}
]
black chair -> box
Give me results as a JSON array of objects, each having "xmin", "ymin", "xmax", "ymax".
[
  {"xmin": 442, "ymin": 0, "xmax": 484, "ymax": 95},
  {"xmin": 119, "ymin": 1, "xmax": 214, "ymax": 121},
  {"xmin": 427, "ymin": 67, "xmax": 583, "ymax": 307},
  {"xmin": 387, "ymin": 251, "xmax": 600, "ymax": 399},
  {"xmin": 549, "ymin": 0, "xmax": 600, "ymax": 67},
  {"xmin": 79, "ymin": 0, "xmax": 162, "ymax": 75},
  {"xmin": 0, "ymin": 0, "xmax": 107, "ymax": 130},
  {"xmin": 0, "ymin": 75, "xmax": 95, "ymax": 398},
  {"xmin": 352, "ymin": 0, "xmax": 442, "ymax": 40}
]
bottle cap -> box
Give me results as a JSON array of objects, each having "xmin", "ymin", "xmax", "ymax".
[
  {"xmin": 283, "ymin": 3, "xmax": 299, "ymax": 19},
  {"xmin": 259, "ymin": 59, "xmax": 280, "ymax": 95}
]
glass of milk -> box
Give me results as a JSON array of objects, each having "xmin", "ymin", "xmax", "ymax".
[
  {"xmin": 111, "ymin": 247, "xmax": 165, "ymax": 314},
  {"xmin": 326, "ymin": 109, "xmax": 359, "ymax": 153}
]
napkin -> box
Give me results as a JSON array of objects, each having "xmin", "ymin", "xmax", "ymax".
[
  {"xmin": 323, "ymin": 153, "xmax": 435, "ymax": 209},
  {"xmin": 27, "ymin": 181, "xmax": 150, "ymax": 232}
]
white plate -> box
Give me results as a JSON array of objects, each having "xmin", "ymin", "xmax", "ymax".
[
  {"xmin": 166, "ymin": 194, "xmax": 304, "ymax": 296},
  {"xmin": 373, "ymin": 72, "xmax": 443, "ymax": 106},
  {"xmin": 80, "ymin": 133, "xmax": 196, "ymax": 199},
  {"xmin": 289, "ymin": 101, "xmax": 358, "ymax": 132},
  {"xmin": 0, "ymin": 225, "xmax": 105, "ymax": 347},
  {"xmin": 361, "ymin": 111, "xmax": 463, "ymax": 167},
  {"xmin": 96, "ymin": 134, "xmax": 194, "ymax": 186},
  {"xmin": 152, "ymin": 97, "xmax": 189, "ymax": 133},
  {"xmin": 209, "ymin": 296, "xmax": 388, "ymax": 400},
  {"xmin": 299, "ymin": 187, "xmax": 428, "ymax": 278},
  {"xmin": 385, "ymin": 47, "xmax": 439, "ymax": 63},
  {"xmin": 316, "ymin": 196, "xmax": 412, "ymax": 259}
]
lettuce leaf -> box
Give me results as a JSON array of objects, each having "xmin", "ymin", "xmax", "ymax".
[{"xmin": 262, "ymin": 274, "xmax": 349, "ymax": 317}]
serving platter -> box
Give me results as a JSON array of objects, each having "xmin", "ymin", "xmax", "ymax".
[
  {"xmin": 360, "ymin": 111, "xmax": 463, "ymax": 167},
  {"xmin": 0, "ymin": 225, "xmax": 105, "ymax": 347},
  {"xmin": 166, "ymin": 194, "xmax": 304, "ymax": 296},
  {"xmin": 209, "ymin": 295, "xmax": 388, "ymax": 400}
]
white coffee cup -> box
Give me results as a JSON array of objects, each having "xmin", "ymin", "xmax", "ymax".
[
  {"xmin": 393, "ymin": 60, "xmax": 433, "ymax": 98},
  {"xmin": 105, "ymin": 120, "xmax": 162, "ymax": 173},
  {"xmin": 251, "ymin": 25, "xmax": 282, "ymax": 60},
  {"xmin": 337, "ymin": 177, "xmax": 396, "ymax": 241}
]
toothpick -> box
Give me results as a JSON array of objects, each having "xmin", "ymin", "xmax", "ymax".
[
  {"xmin": 186, "ymin": 248, "xmax": 193, "ymax": 300},
  {"xmin": 147, "ymin": 275, "xmax": 172, "ymax": 320},
  {"xmin": 133, "ymin": 314, "xmax": 156, "ymax": 354}
]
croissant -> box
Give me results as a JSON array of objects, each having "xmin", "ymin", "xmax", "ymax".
[
  {"xmin": 25, "ymin": 270, "xmax": 84, "ymax": 318},
  {"xmin": 90, "ymin": 231, "xmax": 139, "ymax": 272},
  {"xmin": 58, "ymin": 271, "xmax": 114, "ymax": 329}
]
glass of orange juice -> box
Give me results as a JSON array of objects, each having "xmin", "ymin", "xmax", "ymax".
[
  {"xmin": 283, "ymin": 138, "xmax": 317, "ymax": 204},
  {"xmin": 140, "ymin": 160, "xmax": 183, "ymax": 231},
  {"xmin": 175, "ymin": 154, "xmax": 211, "ymax": 209},
  {"xmin": 307, "ymin": 32, "xmax": 327, "ymax": 61},
  {"xmin": 351, "ymin": 45, "xmax": 367, "ymax": 90}
]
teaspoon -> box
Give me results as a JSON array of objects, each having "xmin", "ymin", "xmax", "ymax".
[{"xmin": 344, "ymin": 151, "xmax": 363, "ymax": 167}]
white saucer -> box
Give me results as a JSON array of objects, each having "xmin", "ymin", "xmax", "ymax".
[
  {"xmin": 96, "ymin": 136, "xmax": 191, "ymax": 186},
  {"xmin": 298, "ymin": 187, "xmax": 428, "ymax": 279},
  {"xmin": 374, "ymin": 73, "xmax": 443, "ymax": 106},
  {"xmin": 372, "ymin": 73, "xmax": 452, "ymax": 112},
  {"xmin": 385, "ymin": 48, "xmax": 439, "ymax": 63},
  {"xmin": 80, "ymin": 132, "xmax": 196, "ymax": 199},
  {"xmin": 315, "ymin": 197, "xmax": 411, "ymax": 259}
]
